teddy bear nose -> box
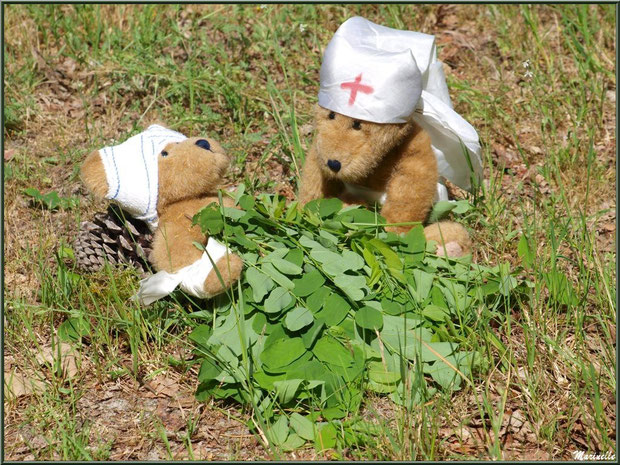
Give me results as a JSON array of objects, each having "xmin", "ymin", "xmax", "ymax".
[
  {"xmin": 327, "ymin": 159, "xmax": 341, "ymax": 172},
  {"xmin": 195, "ymin": 139, "xmax": 212, "ymax": 151}
]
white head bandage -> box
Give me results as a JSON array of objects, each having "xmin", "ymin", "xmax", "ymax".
[
  {"xmin": 318, "ymin": 16, "xmax": 483, "ymax": 191},
  {"xmin": 98, "ymin": 124, "xmax": 187, "ymax": 230}
]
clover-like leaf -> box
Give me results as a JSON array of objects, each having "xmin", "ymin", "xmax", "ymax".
[
  {"xmin": 313, "ymin": 336, "xmax": 354, "ymax": 368},
  {"xmin": 354, "ymin": 306, "xmax": 383, "ymax": 331},
  {"xmin": 428, "ymin": 200, "xmax": 457, "ymax": 223},
  {"xmin": 290, "ymin": 412, "xmax": 315, "ymax": 441},
  {"xmin": 246, "ymin": 267, "xmax": 273, "ymax": 302},
  {"xmin": 292, "ymin": 270, "xmax": 325, "ymax": 297},
  {"xmin": 264, "ymin": 287, "xmax": 292, "ymax": 314},
  {"xmin": 193, "ymin": 204, "xmax": 224, "ymax": 234},
  {"xmin": 260, "ymin": 338, "xmax": 306, "ymax": 370},
  {"xmin": 285, "ymin": 307, "xmax": 314, "ymax": 332},
  {"xmin": 310, "ymin": 249, "xmax": 347, "ymax": 276},
  {"xmin": 267, "ymin": 415, "xmax": 289, "ymax": 446},
  {"xmin": 334, "ymin": 275, "xmax": 367, "ymax": 301},
  {"xmin": 320, "ymin": 293, "xmax": 350, "ymax": 327}
]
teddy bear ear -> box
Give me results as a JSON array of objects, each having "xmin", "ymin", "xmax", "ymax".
[
  {"xmin": 80, "ymin": 150, "xmax": 109, "ymax": 199},
  {"xmin": 194, "ymin": 139, "xmax": 212, "ymax": 151},
  {"xmin": 199, "ymin": 137, "xmax": 227, "ymax": 157},
  {"xmin": 314, "ymin": 104, "xmax": 333, "ymax": 120}
]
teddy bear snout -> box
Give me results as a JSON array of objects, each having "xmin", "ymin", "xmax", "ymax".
[{"xmin": 327, "ymin": 159, "xmax": 341, "ymax": 172}]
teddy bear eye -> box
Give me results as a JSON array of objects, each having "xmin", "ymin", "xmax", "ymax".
[
  {"xmin": 328, "ymin": 111, "xmax": 336, "ymax": 120},
  {"xmin": 161, "ymin": 151, "xmax": 169, "ymax": 157},
  {"xmin": 352, "ymin": 120, "xmax": 362, "ymax": 130}
]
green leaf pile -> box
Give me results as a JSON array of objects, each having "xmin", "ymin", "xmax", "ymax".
[{"xmin": 188, "ymin": 191, "xmax": 529, "ymax": 449}]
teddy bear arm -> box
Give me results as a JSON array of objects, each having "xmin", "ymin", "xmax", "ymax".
[
  {"xmin": 298, "ymin": 146, "xmax": 343, "ymax": 204},
  {"xmin": 381, "ymin": 173, "xmax": 437, "ymax": 233},
  {"xmin": 80, "ymin": 150, "xmax": 109, "ymax": 199},
  {"xmin": 150, "ymin": 195, "xmax": 236, "ymax": 272},
  {"xmin": 381, "ymin": 133, "xmax": 439, "ymax": 233},
  {"xmin": 150, "ymin": 218, "xmax": 207, "ymax": 273},
  {"xmin": 203, "ymin": 253, "xmax": 243, "ymax": 296},
  {"xmin": 381, "ymin": 182, "xmax": 435, "ymax": 228}
]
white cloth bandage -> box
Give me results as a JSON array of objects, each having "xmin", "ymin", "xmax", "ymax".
[
  {"xmin": 436, "ymin": 181, "xmax": 449, "ymax": 203},
  {"xmin": 411, "ymin": 91, "xmax": 482, "ymax": 194},
  {"xmin": 318, "ymin": 16, "xmax": 483, "ymax": 192},
  {"xmin": 343, "ymin": 181, "xmax": 449, "ymax": 206},
  {"xmin": 136, "ymin": 239, "xmax": 230, "ymax": 305},
  {"xmin": 343, "ymin": 183, "xmax": 388, "ymax": 205},
  {"xmin": 98, "ymin": 124, "xmax": 187, "ymax": 230}
]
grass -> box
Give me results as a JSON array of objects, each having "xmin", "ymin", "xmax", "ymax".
[{"xmin": 3, "ymin": 3, "xmax": 616, "ymax": 461}]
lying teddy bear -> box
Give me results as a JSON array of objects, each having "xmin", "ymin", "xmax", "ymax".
[
  {"xmin": 299, "ymin": 17, "xmax": 483, "ymax": 257},
  {"xmin": 80, "ymin": 124, "xmax": 243, "ymax": 304}
]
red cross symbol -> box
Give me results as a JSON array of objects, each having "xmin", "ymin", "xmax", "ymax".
[{"xmin": 340, "ymin": 73, "xmax": 374, "ymax": 105}]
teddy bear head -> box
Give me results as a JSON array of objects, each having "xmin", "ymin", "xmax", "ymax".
[
  {"xmin": 157, "ymin": 136, "xmax": 230, "ymax": 208},
  {"xmin": 80, "ymin": 126, "xmax": 231, "ymax": 233},
  {"xmin": 312, "ymin": 105, "xmax": 415, "ymax": 183}
]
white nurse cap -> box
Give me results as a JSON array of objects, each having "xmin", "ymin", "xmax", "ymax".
[{"xmin": 318, "ymin": 16, "xmax": 483, "ymax": 191}]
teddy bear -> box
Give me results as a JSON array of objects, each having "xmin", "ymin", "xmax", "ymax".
[
  {"xmin": 298, "ymin": 17, "xmax": 483, "ymax": 257},
  {"xmin": 299, "ymin": 107, "xmax": 471, "ymax": 257},
  {"xmin": 80, "ymin": 124, "xmax": 243, "ymax": 304}
]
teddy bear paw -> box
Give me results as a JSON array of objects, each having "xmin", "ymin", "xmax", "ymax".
[
  {"xmin": 436, "ymin": 241, "xmax": 464, "ymax": 258},
  {"xmin": 203, "ymin": 253, "xmax": 244, "ymax": 296}
]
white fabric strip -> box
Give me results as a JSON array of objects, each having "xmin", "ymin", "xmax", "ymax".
[
  {"xmin": 411, "ymin": 91, "xmax": 482, "ymax": 192},
  {"xmin": 98, "ymin": 124, "xmax": 187, "ymax": 230},
  {"xmin": 318, "ymin": 16, "xmax": 483, "ymax": 191},
  {"xmin": 436, "ymin": 182, "xmax": 449, "ymax": 203},
  {"xmin": 343, "ymin": 183, "xmax": 388, "ymax": 205},
  {"xmin": 136, "ymin": 239, "xmax": 230, "ymax": 305},
  {"xmin": 343, "ymin": 181, "xmax": 448, "ymax": 206}
]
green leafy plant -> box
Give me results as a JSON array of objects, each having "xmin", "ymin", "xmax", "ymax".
[
  {"xmin": 187, "ymin": 188, "xmax": 530, "ymax": 450},
  {"xmin": 23, "ymin": 188, "xmax": 79, "ymax": 210}
]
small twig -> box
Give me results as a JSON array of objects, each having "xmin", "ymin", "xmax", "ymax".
[{"xmin": 251, "ymin": 416, "xmax": 269, "ymax": 447}]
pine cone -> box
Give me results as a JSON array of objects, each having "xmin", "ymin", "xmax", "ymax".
[{"xmin": 74, "ymin": 205, "xmax": 153, "ymax": 273}]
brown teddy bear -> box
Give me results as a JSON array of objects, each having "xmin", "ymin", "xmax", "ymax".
[
  {"xmin": 80, "ymin": 124, "xmax": 243, "ymax": 304},
  {"xmin": 298, "ymin": 108, "xmax": 471, "ymax": 257},
  {"xmin": 298, "ymin": 17, "xmax": 483, "ymax": 257}
]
